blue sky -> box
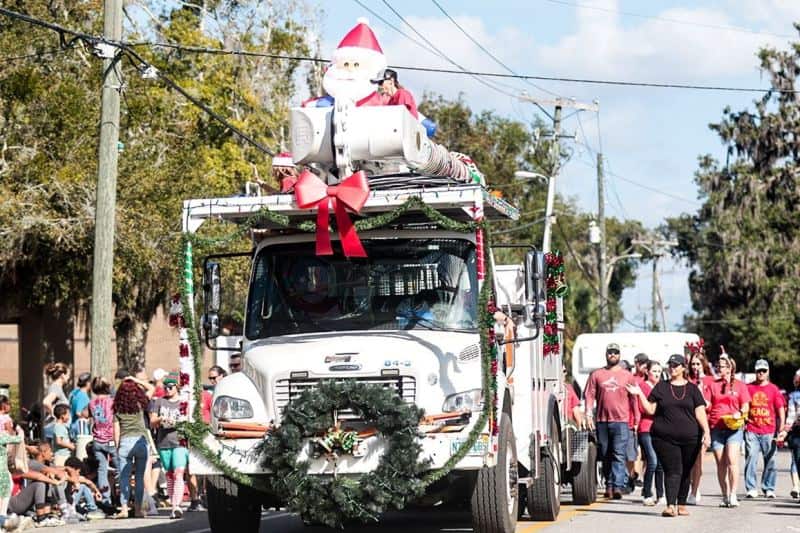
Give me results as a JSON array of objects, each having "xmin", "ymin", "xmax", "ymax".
[{"xmin": 313, "ymin": 0, "xmax": 800, "ymax": 332}]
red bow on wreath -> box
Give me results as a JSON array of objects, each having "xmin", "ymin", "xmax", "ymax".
[{"xmin": 294, "ymin": 170, "xmax": 370, "ymax": 258}]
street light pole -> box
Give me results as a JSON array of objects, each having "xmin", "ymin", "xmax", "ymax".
[{"xmin": 596, "ymin": 153, "xmax": 608, "ymax": 331}]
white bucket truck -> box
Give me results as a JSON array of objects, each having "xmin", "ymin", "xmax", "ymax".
[{"xmin": 183, "ymin": 102, "xmax": 579, "ymax": 532}]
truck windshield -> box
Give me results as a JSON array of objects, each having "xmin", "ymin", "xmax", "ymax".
[{"xmin": 245, "ymin": 238, "xmax": 478, "ymax": 339}]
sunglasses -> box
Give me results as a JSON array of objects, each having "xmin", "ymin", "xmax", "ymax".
[
  {"xmin": 208, "ymin": 375, "xmax": 219, "ymax": 381},
  {"xmin": 164, "ymin": 384, "xmax": 177, "ymax": 389},
  {"xmin": 606, "ymin": 350, "xmax": 620, "ymax": 355},
  {"xmin": 668, "ymin": 362, "xmax": 682, "ymax": 368},
  {"xmin": 756, "ymin": 369, "xmax": 768, "ymax": 374}
]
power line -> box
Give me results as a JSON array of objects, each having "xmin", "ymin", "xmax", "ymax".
[
  {"xmin": 140, "ymin": 43, "xmax": 793, "ymax": 94},
  {"xmin": 5, "ymin": 6, "xmax": 791, "ymax": 95},
  {"xmin": 574, "ymin": 158, "xmax": 700, "ymax": 206},
  {"xmin": 430, "ymin": 0, "xmax": 560, "ymax": 116},
  {"xmin": 377, "ymin": 0, "xmax": 522, "ymax": 100},
  {"xmin": 120, "ymin": 45, "xmax": 275, "ymax": 156},
  {"xmin": 544, "ymin": 0, "xmax": 797, "ymax": 40},
  {"xmin": 0, "ymin": 7, "xmax": 276, "ymax": 157}
]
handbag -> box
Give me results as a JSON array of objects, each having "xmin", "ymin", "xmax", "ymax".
[{"xmin": 721, "ymin": 414, "xmax": 744, "ymax": 431}]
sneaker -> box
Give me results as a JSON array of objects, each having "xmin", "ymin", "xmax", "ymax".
[
  {"xmin": 86, "ymin": 511, "xmax": 106, "ymax": 521},
  {"xmin": 694, "ymin": 493, "xmax": 702, "ymax": 505},
  {"xmin": 15, "ymin": 517, "xmax": 34, "ymax": 531},
  {"xmin": 187, "ymin": 500, "xmax": 205, "ymax": 512},
  {"xmin": 746, "ymin": 490, "xmax": 758, "ymax": 499},
  {"xmin": 657, "ymin": 497, "xmax": 666, "ymax": 506},
  {"xmin": 686, "ymin": 494, "xmax": 696, "ymax": 505},
  {"xmin": 791, "ymin": 488, "xmax": 799, "ymax": 499},
  {"xmin": 719, "ymin": 496, "xmax": 729, "ymax": 508},
  {"xmin": 3, "ymin": 514, "xmax": 21, "ymax": 531},
  {"xmin": 643, "ymin": 497, "xmax": 656, "ymax": 506},
  {"xmin": 170, "ymin": 509, "xmax": 183, "ymax": 520},
  {"xmin": 612, "ymin": 490, "xmax": 623, "ymax": 500},
  {"xmin": 765, "ymin": 490, "xmax": 776, "ymax": 499},
  {"xmin": 729, "ymin": 494, "xmax": 739, "ymax": 507}
]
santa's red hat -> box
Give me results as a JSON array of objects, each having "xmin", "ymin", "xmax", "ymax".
[{"xmin": 333, "ymin": 18, "xmax": 386, "ymax": 72}]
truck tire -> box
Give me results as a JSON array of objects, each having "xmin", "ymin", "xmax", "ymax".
[
  {"xmin": 470, "ymin": 413, "xmax": 518, "ymax": 533},
  {"xmin": 527, "ymin": 417, "xmax": 561, "ymax": 521},
  {"xmin": 206, "ymin": 475, "xmax": 262, "ymax": 533},
  {"xmin": 571, "ymin": 441, "xmax": 598, "ymax": 505}
]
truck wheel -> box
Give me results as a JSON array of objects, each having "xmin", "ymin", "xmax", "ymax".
[
  {"xmin": 206, "ymin": 475, "xmax": 262, "ymax": 533},
  {"xmin": 528, "ymin": 418, "xmax": 561, "ymax": 521},
  {"xmin": 571, "ymin": 441, "xmax": 598, "ymax": 504},
  {"xmin": 470, "ymin": 413, "xmax": 518, "ymax": 533}
]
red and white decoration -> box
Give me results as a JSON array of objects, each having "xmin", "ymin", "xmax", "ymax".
[{"xmin": 168, "ymin": 294, "xmax": 194, "ymax": 434}]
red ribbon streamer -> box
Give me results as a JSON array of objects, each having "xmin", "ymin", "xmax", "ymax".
[{"xmin": 294, "ymin": 170, "xmax": 370, "ymax": 257}]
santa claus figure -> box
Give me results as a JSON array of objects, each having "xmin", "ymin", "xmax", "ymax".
[
  {"xmin": 305, "ymin": 18, "xmax": 386, "ymax": 107},
  {"xmin": 304, "ymin": 18, "xmax": 436, "ymax": 137}
]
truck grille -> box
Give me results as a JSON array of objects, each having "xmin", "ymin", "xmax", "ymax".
[{"xmin": 274, "ymin": 376, "xmax": 417, "ymax": 418}]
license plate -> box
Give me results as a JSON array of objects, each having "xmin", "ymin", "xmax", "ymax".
[{"xmin": 451, "ymin": 435, "xmax": 489, "ymax": 457}]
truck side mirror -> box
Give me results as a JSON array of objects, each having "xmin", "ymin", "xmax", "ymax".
[
  {"xmin": 523, "ymin": 251, "xmax": 546, "ymax": 327},
  {"xmin": 203, "ymin": 262, "xmax": 221, "ymax": 339}
]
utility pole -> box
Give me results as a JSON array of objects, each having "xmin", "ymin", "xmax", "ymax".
[
  {"xmin": 596, "ymin": 153, "xmax": 608, "ymax": 332},
  {"xmin": 518, "ymin": 95, "xmax": 599, "ymax": 253},
  {"xmin": 90, "ymin": 0, "xmax": 123, "ymax": 380},
  {"xmin": 632, "ymin": 237, "xmax": 678, "ymax": 332}
]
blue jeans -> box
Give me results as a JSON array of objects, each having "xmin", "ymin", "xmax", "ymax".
[
  {"xmin": 596, "ymin": 421, "xmax": 629, "ymax": 490},
  {"xmin": 118, "ymin": 436, "xmax": 148, "ymax": 507},
  {"xmin": 639, "ymin": 432, "xmax": 664, "ymax": 499},
  {"xmin": 73, "ymin": 484, "xmax": 98, "ymax": 511},
  {"xmin": 744, "ymin": 431, "xmax": 777, "ymax": 493},
  {"xmin": 92, "ymin": 441, "xmax": 118, "ymax": 503}
]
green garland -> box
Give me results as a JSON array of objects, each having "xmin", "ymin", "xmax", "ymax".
[
  {"xmin": 178, "ymin": 195, "xmax": 499, "ymax": 521},
  {"xmin": 257, "ymin": 380, "xmax": 429, "ymax": 528}
]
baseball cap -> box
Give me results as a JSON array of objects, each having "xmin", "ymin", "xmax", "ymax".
[
  {"xmin": 634, "ymin": 353, "xmax": 649, "ymax": 364},
  {"xmin": 153, "ymin": 368, "xmax": 167, "ymax": 381},
  {"xmin": 163, "ymin": 373, "xmax": 179, "ymax": 386},
  {"xmin": 754, "ymin": 359, "xmax": 769, "ymax": 371},
  {"xmin": 606, "ymin": 342, "xmax": 620, "ymax": 353},
  {"xmin": 370, "ymin": 68, "xmax": 398, "ymax": 84},
  {"xmin": 667, "ymin": 354, "xmax": 686, "ymax": 367}
]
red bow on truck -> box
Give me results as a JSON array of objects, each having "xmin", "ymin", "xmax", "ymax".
[{"xmin": 294, "ymin": 170, "xmax": 370, "ymax": 258}]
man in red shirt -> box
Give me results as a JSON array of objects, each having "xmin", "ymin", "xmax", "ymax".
[
  {"xmin": 585, "ymin": 342, "xmax": 638, "ymax": 499},
  {"xmin": 370, "ymin": 69, "xmax": 419, "ymax": 119},
  {"xmin": 744, "ymin": 359, "xmax": 785, "ymax": 498}
]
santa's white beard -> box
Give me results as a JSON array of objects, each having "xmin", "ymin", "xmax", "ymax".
[{"xmin": 323, "ymin": 67, "xmax": 375, "ymax": 102}]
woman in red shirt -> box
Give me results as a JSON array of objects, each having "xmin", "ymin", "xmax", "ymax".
[
  {"xmin": 707, "ymin": 355, "xmax": 750, "ymax": 508},
  {"xmin": 637, "ymin": 361, "xmax": 665, "ymax": 506},
  {"xmin": 687, "ymin": 351, "xmax": 713, "ymax": 505}
]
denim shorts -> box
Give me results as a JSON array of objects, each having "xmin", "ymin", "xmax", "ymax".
[{"xmin": 711, "ymin": 427, "xmax": 744, "ymax": 451}]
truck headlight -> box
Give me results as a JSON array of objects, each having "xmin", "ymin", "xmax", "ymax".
[
  {"xmin": 213, "ymin": 396, "xmax": 254, "ymax": 420},
  {"xmin": 442, "ymin": 389, "xmax": 483, "ymax": 412}
]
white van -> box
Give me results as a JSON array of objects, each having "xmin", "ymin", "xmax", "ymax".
[{"xmin": 571, "ymin": 332, "xmax": 700, "ymax": 392}]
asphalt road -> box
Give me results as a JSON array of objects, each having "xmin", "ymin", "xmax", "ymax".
[{"xmin": 61, "ymin": 449, "xmax": 800, "ymax": 533}]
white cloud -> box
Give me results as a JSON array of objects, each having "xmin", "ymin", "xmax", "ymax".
[{"xmin": 535, "ymin": 0, "xmax": 786, "ymax": 82}]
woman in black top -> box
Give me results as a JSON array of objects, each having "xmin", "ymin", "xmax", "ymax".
[{"xmin": 628, "ymin": 354, "xmax": 711, "ymax": 518}]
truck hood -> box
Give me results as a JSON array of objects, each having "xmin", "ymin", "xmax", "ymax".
[{"xmin": 241, "ymin": 330, "xmax": 483, "ymax": 419}]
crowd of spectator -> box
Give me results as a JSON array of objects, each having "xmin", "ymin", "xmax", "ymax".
[{"xmin": 0, "ymin": 361, "xmax": 224, "ymax": 531}]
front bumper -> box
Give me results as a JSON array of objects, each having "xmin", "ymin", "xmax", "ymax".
[{"xmin": 189, "ymin": 425, "xmax": 495, "ymax": 476}]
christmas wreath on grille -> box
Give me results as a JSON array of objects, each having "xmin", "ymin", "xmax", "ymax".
[{"xmin": 259, "ymin": 380, "xmax": 431, "ymax": 528}]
